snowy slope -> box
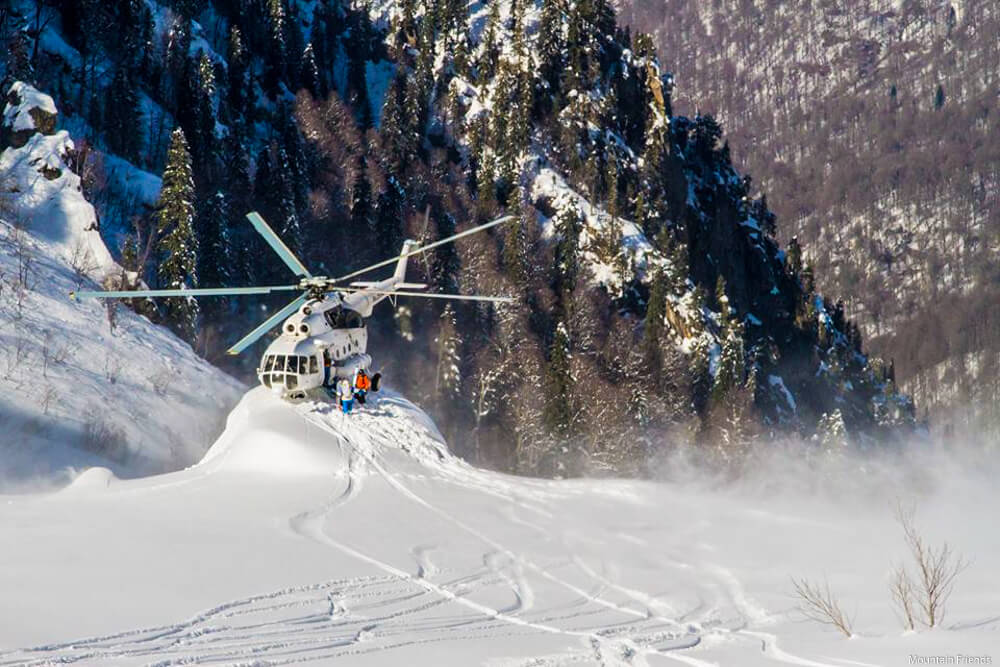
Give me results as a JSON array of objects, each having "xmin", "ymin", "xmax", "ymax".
[
  {"xmin": 0, "ymin": 388, "xmax": 995, "ymax": 665},
  {"xmin": 0, "ymin": 83, "xmax": 244, "ymax": 489}
]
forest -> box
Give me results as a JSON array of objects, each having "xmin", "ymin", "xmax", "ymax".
[
  {"xmin": 618, "ymin": 0, "xmax": 1000, "ymax": 440},
  {"xmin": 0, "ymin": 0, "xmax": 917, "ymax": 476}
]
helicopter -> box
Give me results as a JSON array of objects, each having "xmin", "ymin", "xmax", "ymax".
[{"xmin": 71, "ymin": 211, "xmax": 514, "ymax": 401}]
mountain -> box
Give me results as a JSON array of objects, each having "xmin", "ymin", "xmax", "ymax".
[
  {"xmin": 1, "ymin": 0, "xmax": 915, "ymax": 478},
  {"xmin": 0, "ymin": 388, "xmax": 994, "ymax": 664},
  {"xmin": 0, "ymin": 82, "xmax": 244, "ymax": 490},
  {"xmin": 615, "ymin": 0, "xmax": 1000, "ymax": 440}
]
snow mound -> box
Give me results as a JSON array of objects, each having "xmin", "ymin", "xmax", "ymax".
[
  {"xmin": 62, "ymin": 466, "xmax": 118, "ymax": 493},
  {"xmin": 200, "ymin": 388, "xmax": 449, "ymax": 477},
  {"xmin": 200, "ymin": 389, "xmax": 351, "ymax": 476}
]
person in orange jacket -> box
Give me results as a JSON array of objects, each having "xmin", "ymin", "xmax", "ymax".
[{"xmin": 354, "ymin": 368, "xmax": 372, "ymax": 404}]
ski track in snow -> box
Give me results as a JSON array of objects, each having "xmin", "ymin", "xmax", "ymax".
[{"xmin": 0, "ymin": 394, "xmax": 853, "ymax": 666}]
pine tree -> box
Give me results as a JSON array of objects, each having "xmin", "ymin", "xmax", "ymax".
[
  {"xmin": 712, "ymin": 318, "xmax": 746, "ymax": 403},
  {"xmin": 350, "ymin": 151, "xmax": 375, "ymax": 259},
  {"xmin": 226, "ymin": 25, "xmax": 248, "ymax": 118},
  {"xmin": 553, "ymin": 205, "xmax": 582, "ymax": 298},
  {"xmin": 381, "ymin": 73, "xmax": 416, "ymax": 172},
  {"xmin": 816, "ymin": 409, "xmax": 848, "ymax": 452},
  {"xmin": 195, "ymin": 190, "xmax": 231, "ymax": 321},
  {"xmin": 302, "ymin": 43, "xmax": 321, "ymax": 97},
  {"xmin": 538, "ymin": 0, "xmax": 565, "ymax": 105},
  {"xmin": 643, "ymin": 268, "xmax": 668, "ymax": 376},
  {"xmin": 265, "ymin": 0, "xmax": 288, "ymax": 94},
  {"xmin": 375, "ymin": 177, "xmax": 405, "ymax": 261},
  {"xmin": 284, "ymin": 3, "xmax": 305, "ymax": 89},
  {"xmin": 165, "ymin": 16, "xmax": 192, "ymax": 105},
  {"xmin": 194, "ymin": 51, "xmax": 218, "ymax": 179},
  {"xmin": 544, "ymin": 321, "xmax": 573, "ymax": 436},
  {"xmin": 156, "ymin": 128, "xmax": 200, "ymax": 344},
  {"xmin": 434, "ymin": 304, "xmax": 462, "ymax": 403},
  {"xmin": 106, "ymin": 68, "xmax": 143, "ymax": 163},
  {"xmin": 502, "ymin": 194, "xmax": 530, "ymax": 286},
  {"xmin": 479, "ymin": 0, "xmax": 502, "ymax": 82}
]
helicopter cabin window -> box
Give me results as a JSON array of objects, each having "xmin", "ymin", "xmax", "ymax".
[
  {"xmin": 324, "ymin": 307, "xmax": 365, "ymax": 330},
  {"xmin": 309, "ymin": 356, "xmax": 319, "ymax": 374}
]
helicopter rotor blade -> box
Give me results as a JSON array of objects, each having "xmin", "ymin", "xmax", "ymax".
[
  {"xmin": 331, "ymin": 215, "xmax": 514, "ymax": 284},
  {"xmin": 246, "ymin": 212, "xmax": 312, "ymax": 278},
  {"xmin": 339, "ymin": 287, "xmax": 513, "ymax": 304},
  {"xmin": 71, "ymin": 285, "xmax": 301, "ymax": 300},
  {"xmin": 226, "ymin": 293, "xmax": 310, "ymax": 356}
]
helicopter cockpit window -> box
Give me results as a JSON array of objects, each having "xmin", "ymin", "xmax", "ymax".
[
  {"xmin": 324, "ymin": 307, "xmax": 365, "ymax": 329},
  {"xmin": 264, "ymin": 355, "xmax": 275, "ymax": 372}
]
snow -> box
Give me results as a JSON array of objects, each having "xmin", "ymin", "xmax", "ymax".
[
  {"xmin": 768, "ymin": 374, "xmax": 797, "ymax": 413},
  {"xmin": 0, "ymin": 388, "xmax": 996, "ymax": 665},
  {"xmin": 366, "ymin": 60, "xmax": 397, "ymax": 128},
  {"xmin": 0, "ymin": 89, "xmax": 243, "ymax": 488},
  {"xmin": 2, "ymin": 82, "xmax": 57, "ymax": 132},
  {"xmin": 529, "ymin": 165, "xmax": 658, "ymax": 288}
]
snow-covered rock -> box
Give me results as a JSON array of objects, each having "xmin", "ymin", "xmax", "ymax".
[{"xmin": 2, "ymin": 82, "xmax": 58, "ymax": 147}]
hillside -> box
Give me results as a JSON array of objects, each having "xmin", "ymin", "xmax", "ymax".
[
  {"xmin": 615, "ymin": 0, "xmax": 1000, "ymax": 439},
  {"xmin": 0, "ymin": 82, "xmax": 243, "ymax": 490},
  {"xmin": 1, "ymin": 0, "xmax": 916, "ymax": 477},
  {"xmin": 0, "ymin": 388, "xmax": 995, "ymax": 664}
]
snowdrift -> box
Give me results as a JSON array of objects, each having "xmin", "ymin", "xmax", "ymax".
[{"xmin": 1, "ymin": 388, "xmax": 997, "ymax": 666}]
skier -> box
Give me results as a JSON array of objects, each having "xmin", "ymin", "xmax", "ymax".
[
  {"xmin": 354, "ymin": 368, "xmax": 371, "ymax": 404},
  {"xmin": 337, "ymin": 377, "xmax": 355, "ymax": 414}
]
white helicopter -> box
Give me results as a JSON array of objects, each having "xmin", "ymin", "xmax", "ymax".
[{"xmin": 72, "ymin": 211, "xmax": 514, "ymax": 400}]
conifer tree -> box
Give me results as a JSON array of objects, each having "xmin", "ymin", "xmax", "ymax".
[
  {"xmin": 434, "ymin": 303, "xmax": 462, "ymax": 403},
  {"xmin": 553, "ymin": 205, "xmax": 582, "ymax": 298},
  {"xmin": 538, "ymin": 0, "xmax": 565, "ymax": 104},
  {"xmin": 194, "ymin": 51, "xmax": 218, "ymax": 179},
  {"xmin": 265, "ymin": 0, "xmax": 288, "ymax": 94},
  {"xmin": 712, "ymin": 318, "xmax": 746, "ymax": 403},
  {"xmin": 643, "ymin": 268, "xmax": 668, "ymax": 376},
  {"xmin": 165, "ymin": 16, "xmax": 192, "ymax": 104},
  {"xmin": 381, "ymin": 73, "xmax": 416, "ymax": 172},
  {"xmin": 106, "ymin": 68, "xmax": 143, "ymax": 163},
  {"xmin": 156, "ymin": 128, "xmax": 200, "ymax": 344},
  {"xmin": 226, "ymin": 25, "xmax": 248, "ymax": 118},
  {"xmin": 302, "ymin": 43, "xmax": 321, "ymax": 98},
  {"xmin": 544, "ymin": 321, "xmax": 574, "ymax": 436},
  {"xmin": 375, "ymin": 177, "xmax": 405, "ymax": 261},
  {"xmin": 350, "ymin": 151, "xmax": 375, "ymax": 258},
  {"xmin": 502, "ymin": 194, "xmax": 530, "ymax": 286},
  {"xmin": 195, "ymin": 190, "xmax": 231, "ymax": 321},
  {"xmin": 479, "ymin": 0, "xmax": 502, "ymax": 82},
  {"xmin": 817, "ymin": 409, "xmax": 848, "ymax": 451}
]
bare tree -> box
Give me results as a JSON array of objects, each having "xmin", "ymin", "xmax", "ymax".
[
  {"xmin": 890, "ymin": 561, "xmax": 917, "ymax": 631},
  {"xmin": 791, "ymin": 577, "xmax": 854, "ymax": 637},
  {"xmin": 893, "ymin": 502, "xmax": 969, "ymax": 628},
  {"xmin": 39, "ymin": 384, "xmax": 58, "ymax": 415},
  {"xmin": 104, "ymin": 351, "xmax": 122, "ymax": 384},
  {"xmin": 68, "ymin": 237, "xmax": 100, "ymax": 288}
]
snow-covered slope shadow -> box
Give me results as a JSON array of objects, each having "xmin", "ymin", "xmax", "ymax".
[{"xmin": 0, "ymin": 389, "xmax": 996, "ymax": 666}]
